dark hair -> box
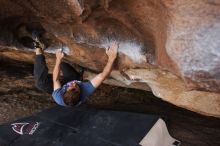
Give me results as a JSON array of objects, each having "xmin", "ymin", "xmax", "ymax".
[{"xmin": 63, "ymin": 85, "xmax": 80, "ymax": 106}]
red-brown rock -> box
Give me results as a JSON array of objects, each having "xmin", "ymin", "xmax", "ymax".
[{"xmin": 0, "ymin": 0, "xmax": 220, "ymax": 117}]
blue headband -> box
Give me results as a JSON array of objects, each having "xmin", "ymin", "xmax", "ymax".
[{"xmin": 52, "ymin": 81, "xmax": 81, "ymax": 106}]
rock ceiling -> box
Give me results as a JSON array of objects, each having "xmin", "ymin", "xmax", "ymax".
[{"xmin": 0, "ymin": 0, "xmax": 220, "ymax": 117}]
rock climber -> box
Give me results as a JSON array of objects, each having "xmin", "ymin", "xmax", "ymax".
[{"xmin": 32, "ymin": 35, "xmax": 118, "ymax": 106}]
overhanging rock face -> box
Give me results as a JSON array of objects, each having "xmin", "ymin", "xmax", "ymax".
[{"xmin": 0, "ymin": 0, "xmax": 220, "ymax": 117}]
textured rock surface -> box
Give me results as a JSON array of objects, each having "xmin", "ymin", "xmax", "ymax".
[{"xmin": 0, "ymin": 0, "xmax": 220, "ymax": 117}]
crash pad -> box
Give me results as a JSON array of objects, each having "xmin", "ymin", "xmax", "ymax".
[{"xmin": 0, "ymin": 106, "xmax": 180, "ymax": 146}]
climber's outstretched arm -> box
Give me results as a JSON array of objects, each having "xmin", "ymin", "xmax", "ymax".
[
  {"xmin": 53, "ymin": 50, "xmax": 64, "ymax": 90},
  {"xmin": 90, "ymin": 42, "xmax": 118, "ymax": 88}
]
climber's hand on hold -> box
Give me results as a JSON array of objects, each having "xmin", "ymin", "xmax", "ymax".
[
  {"xmin": 90, "ymin": 41, "xmax": 118, "ymax": 88},
  {"xmin": 56, "ymin": 49, "xmax": 64, "ymax": 61},
  {"xmin": 106, "ymin": 41, "xmax": 118, "ymax": 63}
]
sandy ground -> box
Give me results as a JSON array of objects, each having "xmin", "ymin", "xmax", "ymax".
[{"xmin": 0, "ymin": 57, "xmax": 220, "ymax": 146}]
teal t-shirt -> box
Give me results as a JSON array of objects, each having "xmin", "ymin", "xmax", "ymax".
[{"xmin": 52, "ymin": 81, "xmax": 95, "ymax": 106}]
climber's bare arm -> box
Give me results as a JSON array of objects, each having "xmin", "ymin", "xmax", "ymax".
[
  {"xmin": 90, "ymin": 42, "xmax": 118, "ymax": 88},
  {"xmin": 53, "ymin": 50, "xmax": 64, "ymax": 90}
]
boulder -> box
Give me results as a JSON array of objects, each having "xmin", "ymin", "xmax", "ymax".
[{"xmin": 0, "ymin": 0, "xmax": 220, "ymax": 117}]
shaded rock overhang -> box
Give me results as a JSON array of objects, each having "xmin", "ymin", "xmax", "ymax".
[{"xmin": 0, "ymin": 0, "xmax": 220, "ymax": 117}]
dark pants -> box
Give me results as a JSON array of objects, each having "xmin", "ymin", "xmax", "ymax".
[{"xmin": 34, "ymin": 55, "xmax": 80, "ymax": 94}]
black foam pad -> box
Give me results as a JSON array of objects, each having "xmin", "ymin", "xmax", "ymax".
[{"xmin": 0, "ymin": 106, "xmax": 160, "ymax": 146}]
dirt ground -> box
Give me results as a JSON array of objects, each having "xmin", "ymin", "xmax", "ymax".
[{"xmin": 0, "ymin": 56, "xmax": 220, "ymax": 146}]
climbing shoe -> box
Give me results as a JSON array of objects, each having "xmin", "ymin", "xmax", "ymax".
[
  {"xmin": 17, "ymin": 25, "xmax": 45, "ymax": 50},
  {"xmin": 32, "ymin": 31, "xmax": 45, "ymax": 50}
]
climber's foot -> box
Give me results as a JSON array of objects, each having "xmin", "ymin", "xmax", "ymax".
[{"xmin": 17, "ymin": 26, "xmax": 45, "ymax": 50}]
